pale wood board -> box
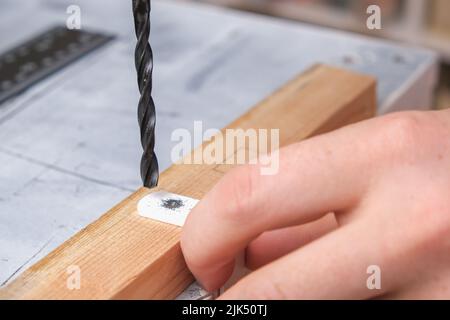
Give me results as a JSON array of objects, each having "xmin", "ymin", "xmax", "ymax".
[{"xmin": 0, "ymin": 65, "xmax": 376, "ymax": 299}]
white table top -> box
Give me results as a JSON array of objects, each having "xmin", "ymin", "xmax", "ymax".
[{"xmin": 0, "ymin": 0, "xmax": 438, "ymax": 286}]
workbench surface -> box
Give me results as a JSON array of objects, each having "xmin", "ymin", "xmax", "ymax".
[{"xmin": 0, "ymin": 0, "xmax": 438, "ymax": 286}]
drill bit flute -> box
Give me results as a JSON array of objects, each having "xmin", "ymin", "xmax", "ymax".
[{"xmin": 132, "ymin": 0, "xmax": 159, "ymax": 188}]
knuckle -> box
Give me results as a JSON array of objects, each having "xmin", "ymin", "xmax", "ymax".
[
  {"xmin": 371, "ymin": 111, "xmax": 450, "ymax": 167},
  {"xmin": 379, "ymin": 113, "xmax": 423, "ymax": 150},
  {"xmin": 215, "ymin": 165, "xmax": 260, "ymax": 223}
]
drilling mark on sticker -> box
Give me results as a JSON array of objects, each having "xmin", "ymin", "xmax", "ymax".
[
  {"xmin": 161, "ymin": 198, "xmax": 184, "ymax": 211},
  {"xmin": 137, "ymin": 191, "xmax": 199, "ymax": 227}
]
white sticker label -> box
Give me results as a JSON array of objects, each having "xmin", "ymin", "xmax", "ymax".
[{"xmin": 137, "ymin": 191, "xmax": 199, "ymax": 227}]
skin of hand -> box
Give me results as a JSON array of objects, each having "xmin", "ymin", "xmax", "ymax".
[{"xmin": 180, "ymin": 109, "xmax": 450, "ymax": 300}]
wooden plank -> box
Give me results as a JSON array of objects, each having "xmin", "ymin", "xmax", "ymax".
[{"xmin": 0, "ymin": 65, "xmax": 376, "ymax": 300}]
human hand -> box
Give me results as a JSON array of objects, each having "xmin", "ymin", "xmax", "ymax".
[{"xmin": 181, "ymin": 110, "xmax": 450, "ymax": 299}]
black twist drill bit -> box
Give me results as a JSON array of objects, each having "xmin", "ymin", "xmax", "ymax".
[{"xmin": 132, "ymin": 0, "xmax": 159, "ymax": 188}]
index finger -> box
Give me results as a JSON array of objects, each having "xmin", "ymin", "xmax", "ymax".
[{"xmin": 181, "ymin": 118, "xmax": 378, "ymax": 291}]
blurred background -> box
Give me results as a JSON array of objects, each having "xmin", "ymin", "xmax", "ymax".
[{"xmin": 185, "ymin": 0, "xmax": 450, "ymax": 109}]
